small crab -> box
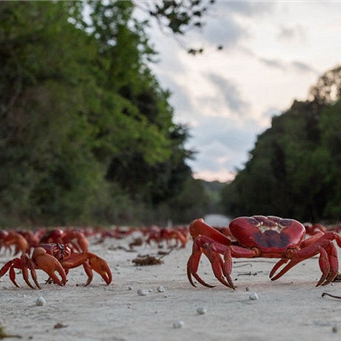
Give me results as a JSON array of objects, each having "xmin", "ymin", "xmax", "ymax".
[
  {"xmin": 0, "ymin": 243, "xmax": 112, "ymax": 289},
  {"xmin": 187, "ymin": 216, "xmax": 341, "ymax": 289}
]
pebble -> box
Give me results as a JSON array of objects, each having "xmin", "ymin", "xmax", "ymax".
[
  {"xmin": 36, "ymin": 296, "xmax": 46, "ymax": 306},
  {"xmin": 172, "ymin": 320, "xmax": 184, "ymax": 329},
  {"xmin": 157, "ymin": 286, "xmax": 165, "ymax": 292},
  {"xmin": 196, "ymin": 307, "xmax": 207, "ymax": 315},
  {"xmin": 137, "ymin": 289, "xmax": 149, "ymax": 296},
  {"xmin": 249, "ymin": 292, "xmax": 259, "ymax": 300}
]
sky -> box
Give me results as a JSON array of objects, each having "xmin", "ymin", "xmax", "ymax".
[{"xmin": 143, "ymin": 1, "xmax": 341, "ymax": 182}]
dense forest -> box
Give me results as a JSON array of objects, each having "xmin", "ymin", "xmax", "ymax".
[
  {"xmin": 0, "ymin": 1, "xmax": 214, "ymax": 227},
  {"xmin": 221, "ymin": 66, "xmax": 341, "ymax": 223}
]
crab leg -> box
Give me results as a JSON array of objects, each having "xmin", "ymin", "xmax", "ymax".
[
  {"xmin": 189, "ymin": 219, "xmax": 232, "ymax": 244},
  {"xmin": 32, "ymin": 247, "xmax": 67, "ymax": 286},
  {"xmin": 187, "ymin": 219, "xmax": 232, "ymax": 288},
  {"xmin": 187, "ymin": 236, "xmax": 215, "ymax": 288},
  {"xmin": 187, "ymin": 233, "xmax": 258, "ymax": 289},
  {"xmin": 203, "ymin": 241, "xmax": 234, "ymax": 288},
  {"xmin": 0, "ymin": 260, "xmax": 21, "ymax": 288},
  {"xmin": 21, "ymin": 254, "xmax": 39, "ymax": 289},
  {"xmin": 270, "ymin": 235, "xmax": 339, "ymax": 286},
  {"xmin": 60, "ymin": 252, "xmax": 112, "ymax": 286}
]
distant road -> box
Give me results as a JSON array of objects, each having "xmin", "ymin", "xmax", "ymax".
[{"xmin": 203, "ymin": 214, "xmax": 231, "ymax": 227}]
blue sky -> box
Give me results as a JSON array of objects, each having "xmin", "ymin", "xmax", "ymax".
[{"xmin": 147, "ymin": 1, "xmax": 341, "ymax": 182}]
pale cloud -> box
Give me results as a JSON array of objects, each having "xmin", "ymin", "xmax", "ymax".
[
  {"xmin": 217, "ymin": 1, "xmax": 274, "ymax": 17},
  {"xmin": 258, "ymin": 57, "xmax": 286, "ymax": 71},
  {"xmin": 278, "ymin": 25, "xmax": 307, "ymax": 44},
  {"xmin": 290, "ymin": 61, "xmax": 319, "ymax": 75},
  {"xmin": 201, "ymin": 15, "xmax": 248, "ymax": 49},
  {"xmin": 257, "ymin": 56, "xmax": 318, "ymax": 75},
  {"xmin": 206, "ymin": 73, "xmax": 250, "ymax": 115}
]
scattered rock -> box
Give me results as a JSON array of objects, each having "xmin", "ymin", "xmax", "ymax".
[
  {"xmin": 249, "ymin": 292, "xmax": 259, "ymax": 300},
  {"xmin": 196, "ymin": 307, "xmax": 207, "ymax": 315},
  {"xmin": 36, "ymin": 296, "xmax": 46, "ymax": 306},
  {"xmin": 172, "ymin": 320, "xmax": 184, "ymax": 329},
  {"xmin": 157, "ymin": 286, "xmax": 165, "ymax": 292},
  {"xmin": 137, "ymin": 289, "xmax": 149, "ymax": 296}
]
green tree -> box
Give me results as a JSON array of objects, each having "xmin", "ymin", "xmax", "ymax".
[
  {"xmin": 317, "ymin": 99, "xmax": 341, "ymax": 218},
  {"xmin": 0, "ymin": 1, "xmax": 103, "ymax": 224}
]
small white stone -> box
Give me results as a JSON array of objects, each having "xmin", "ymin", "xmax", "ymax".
[
  {"xmin": 36, "ymin": 296, "xmax": 46, "ymax": 306},
  {"xmin": 196, "ymin": 307, "xmax": 207, "ymax": 315},
  {"xmin": 172, "ymin": 320, "xmax": 184, "ymax": 329},
  {"xmin": 137, "ymin": 288, "xmax": 149, "ymax": 296},
  {"xmin": 157, "ymin": 286, "xmax": 165, "ymax": 292},
  {"xmin": 249, "ymin": 292, "xmax": 259, "ymax": 300}
]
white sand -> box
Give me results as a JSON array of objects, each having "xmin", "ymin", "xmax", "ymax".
[{"xmin": 1, "ymin": 231, "xmax": 341, "ymax": 341}]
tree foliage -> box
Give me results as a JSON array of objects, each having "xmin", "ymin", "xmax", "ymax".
[
  {"xmin": 133, "ymin": 0, "xmax": 217, "ymax": 54},
  {"xmin": 0, "ymin": 0, "xmax": 209, "ymax": 226},
  {"xmin": 221, "ymin": 66, "xmax": 341, "ymax": 223}
]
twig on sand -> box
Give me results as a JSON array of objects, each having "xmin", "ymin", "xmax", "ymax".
[{"xmin": 322, "ymin": 292, "xmax": 341, "ymax": 300}]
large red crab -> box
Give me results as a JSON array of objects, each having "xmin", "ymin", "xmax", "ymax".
[
  {"xmin": 187, "ymin": 216, "xmax": 341, "ymax": 289},
  {"xmin": 0, "ymin": 243, "xmax": 112, "ymax": 289}
]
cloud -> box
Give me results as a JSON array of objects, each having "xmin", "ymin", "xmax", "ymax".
[
  {"xmin": 217, "ymin": 1, "xmax": 274, "ymax": 17},
  {"xmin": 206, "ymin": 73, "xmax": 250, "ymax": 115},
  {"xmin": 290, "ymin": 61, "xmax": 319, "ymax": 75},
  {"xmin": 201, "ymin": 15, "xmax": 249, "ymax": 49},
  {"xmin": 189, "ymin": 116, "xmax": 261, "ymax": 150},
  {"xmin": 187, "ymin": 139, "xmax": 237, "ymax": 181},
  {"xmin": 257, "ymin": 56, "xmax": 318, "ymax": 75},
  {"xmin": 258, "ymin": 57, "xmax": 286, "ymax": 71},
  {"xmin": 197, "ymin": 1, "xmax": 274, "ymax": 50},
  {"xmin": 185, "ymin": 115, "xmax": 262, "ymax": 180},
  {"xmin": 277, "ymin": 25, "xmax": 307, "ymax": 44}
]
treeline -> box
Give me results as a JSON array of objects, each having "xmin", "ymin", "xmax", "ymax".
[
  {"xmin": 221, "ymin": 66, "xmax": 341, "ymax": 223},
  {"xmin": 0, "ymin": 1, "xmax": 210, "ymax": 227}
]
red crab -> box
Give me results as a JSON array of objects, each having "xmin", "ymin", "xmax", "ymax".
[
  {"xmin": 0, "ymin": 243, "xmax": 112, "ymax": 289},
  {"xmin": 187, "ymin": 216, "xmax": 341, "ymax": 289},
  {"xmin": 0, "ymin": 230, "xmax": 29, "ymax": 255},
  {"xmin": 146, "ymin": 226, "xmax": 189, "ymax": 248},
  {"xmin": 40, "ymin": 228, "xmax": 89, "ymax": 252}
]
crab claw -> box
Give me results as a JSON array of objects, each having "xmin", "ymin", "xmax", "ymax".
[
  {"xmin": 61, "ymin": 252, "xmax": 112, "ymax": 286},
  {"xmin": 21, "ymin": 253, "xmax": 40, "ymax": 289},
  {"xmin": 187, "ymin": 237, "xmax": 214, "ymax": 288},
  {"xmin": 32, "ymin": 247, "xmax": 67, "ymax": 286},
  {"xmin": 85, "ymin": 252, "xmax": 112, "ymax": 286},
  {"xmin": 187, "ymin": 239, "xmax": 215, "ymax": 288}
]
